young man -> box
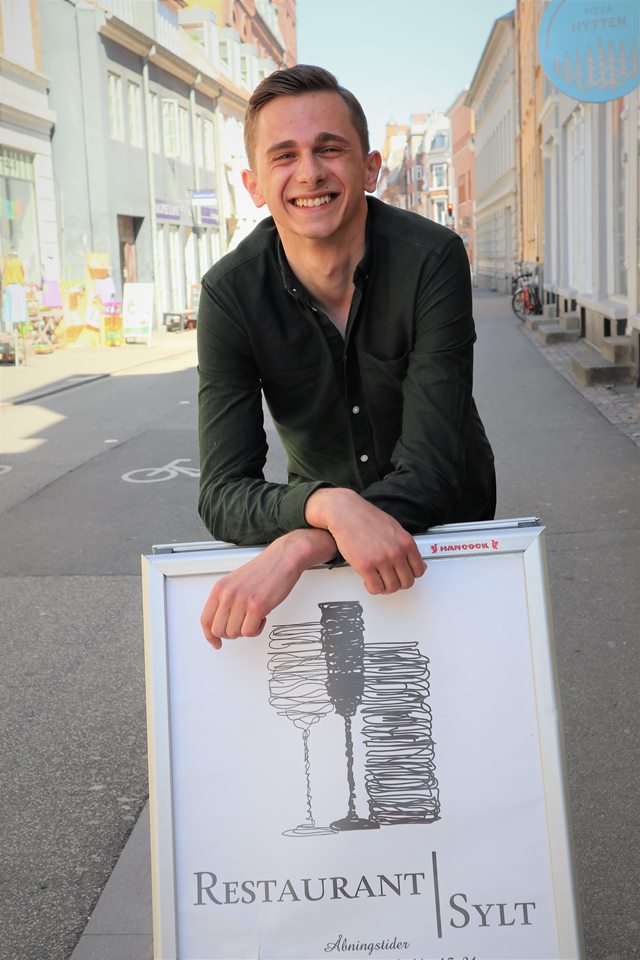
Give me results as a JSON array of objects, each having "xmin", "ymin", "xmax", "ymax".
[{"xmin": 198, "ymin": 65, "xmax": 495, "ymax": 649}]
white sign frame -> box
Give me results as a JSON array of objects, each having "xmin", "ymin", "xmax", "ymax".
[{"xmin": 142, "ymin": 521, "xmax": 584, "ymax": 960}]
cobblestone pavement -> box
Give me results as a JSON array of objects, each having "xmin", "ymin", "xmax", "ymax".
[{"xmin": 519, "ymin": 320, "xmax": 640, "ymax": 448}]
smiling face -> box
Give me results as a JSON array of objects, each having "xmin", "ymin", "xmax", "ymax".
[{"xmin": 241, "ymin": 91, "xmax": 381, "ymax": 253}]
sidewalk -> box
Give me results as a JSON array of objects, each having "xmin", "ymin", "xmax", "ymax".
[
  {"xmin": 67, "ymin": 292, "xmax": 640, "ymax": 960},
  {"xmin": 0, "ymin": 328, "xmax": 198, "ymax": 407}
]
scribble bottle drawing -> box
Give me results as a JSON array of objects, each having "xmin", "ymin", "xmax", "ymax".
[
  {"xmin": 267, "ymin": 623, "xmax": 336, "ymax": 837},
  {"xmin": 362, "ymin": 637, "xmax": 440, "ymax": 824},
  {"xmin": 319, "ymin": 601, "xmax": 379, "ymax": 832}
]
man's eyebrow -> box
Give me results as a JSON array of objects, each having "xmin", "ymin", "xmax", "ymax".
[
  {"xmin": 315, "ymin": 131, "xmax": 350, "ymax": 145},
  {"xmin": 266, "ymin": 132, "xmax": 351, "ymax": 154},
  {"xmin": 266, "ymin": 139, "xmax": 297, "ymax": 154}
]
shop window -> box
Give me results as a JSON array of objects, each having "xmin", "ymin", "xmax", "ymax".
[
  {"xmin": 154, "ymin": 223, "xmax": 168, "ymax": 313},
  {"xmin": 0, "ymin": 147, "xmax": 40, "ymax": 282},
  {"xmin": 168, "ymin": 225, "xmax": 183, "ymax": 310},
  {"xmin": 610, "ymin": 98, "xmax": 627, "ymax": 297}
]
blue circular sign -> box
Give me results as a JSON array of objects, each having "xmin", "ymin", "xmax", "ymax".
[{"xmin": 539, "ymin": 0, "xmax": 640, "ymax": 103}]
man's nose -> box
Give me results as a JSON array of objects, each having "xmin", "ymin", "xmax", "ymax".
[{"xmin": 297, "ymin": 151, "xmax": 325, "ymax": 182}]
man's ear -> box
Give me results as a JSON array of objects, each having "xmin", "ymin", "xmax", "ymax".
[
  {"xmin": 242, "ymin": 168, "xmax": 267, "ymax": 208},
  {"xmin": 364, "ymin": 150, "xmax": 382, "ymax": 194}
]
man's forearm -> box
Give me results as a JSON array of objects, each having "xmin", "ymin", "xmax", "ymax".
[{"xmin": 304, "ymin": 487, "xmax": 426, "ymax": 595}]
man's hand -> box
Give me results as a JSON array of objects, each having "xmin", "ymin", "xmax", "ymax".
[
  {"xmin": 200, "ymin": 528, "xmax": 337, "ymax": 650},
  {"xmin": 305, "ymin": 488, "xmax": 426, "ymax": 594}
]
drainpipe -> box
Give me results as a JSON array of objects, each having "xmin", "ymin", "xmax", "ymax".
[
  {"xmin": 189, "ymin": 75, "xmax": 201, "ymax": 278},
  {"xmin": 142, "ymin": 48, "xmax": 161, "ymax": 330}
]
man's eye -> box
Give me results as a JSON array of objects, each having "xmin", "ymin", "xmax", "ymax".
[
  {"xmin": 273, "ymin": 152, "xmax": 295, "ymax": 161},
  {"xmin": 320, "ymin": 146, "xmax": 341, "ymax": 154}
]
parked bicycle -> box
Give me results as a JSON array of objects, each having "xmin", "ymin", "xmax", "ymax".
[{"xmin": 511, "ymin": 270, "xmax": 543, "ymax": 321}]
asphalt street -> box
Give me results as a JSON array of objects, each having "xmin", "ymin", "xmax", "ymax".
[
  {"xmin": 0, "ymin": 339, "xmax": 289, "ymax": 960},
  {"xmin": 1, "ymin": 295, "xmax": 639, "ymax": 960}
]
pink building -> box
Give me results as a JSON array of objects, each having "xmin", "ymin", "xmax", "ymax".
[{"xmin": 446, "ymin": 91, "xmax": 475, "ymax": 275}]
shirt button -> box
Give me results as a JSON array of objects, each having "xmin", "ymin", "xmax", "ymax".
[
  {"xmin": 360, "ymin": 453, "xmax": 369, "ymax": 463},
  {"xmin": 352, "ymin": 405, "xmax": 360, "ymax": 414}
]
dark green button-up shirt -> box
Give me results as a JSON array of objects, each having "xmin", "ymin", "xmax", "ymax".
[{"xmin": 197, "ymin": 196, "xmax": 495, "ymax": 545}]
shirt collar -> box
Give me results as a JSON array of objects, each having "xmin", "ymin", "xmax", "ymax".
[{"xmin": 275, "ymin": 205, "xmax": 373, "ymax": 302}]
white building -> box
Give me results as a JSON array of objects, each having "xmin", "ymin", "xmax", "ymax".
[
  {"xmin": 466, "ymin": 12, "xmax": 517, "ymax": 293},
  {"xmin": 541, "ymin": 83, "xmax": 640, "ymax": 371},
  {"xmin": 0, "ymin": 0, "xmax": 60, "ymax": 294}
]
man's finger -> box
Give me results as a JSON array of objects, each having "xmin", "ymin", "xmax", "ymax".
[{"xmin": 408, "ymin": 551, "xmax": 427, "ymax": 578}]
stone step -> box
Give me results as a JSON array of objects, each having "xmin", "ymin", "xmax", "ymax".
[
  {"xmin": 601, "ymin": 335, "xmax": 632, "ymax": 365},
  {"xmin": 570, "ymin": 343, "xmax": 636, "ymax": 387},
  {"xmin": 543, "ymin": 304, "xmax": 558, "ymax": 319},
  {"xmin": 559, "ymin": 312, "xmax": 581, "ymax": 333},
  {"xmin": 538, "ymin": 324, "xmax": 581, "ymax": 346},
  {"xmin": 525, "ymin": 316, "xmax": 547, "ymax": 332}
]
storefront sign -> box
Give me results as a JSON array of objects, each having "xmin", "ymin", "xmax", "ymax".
[
  {"xmin": 539, "ymin": 0, "xmax": 640, "ymax": 102},
  {"xmin": 191, "ymin": 188, "xmax": 217, "ymax": 206},
  {"xmin": 155, "ymin": 198, "xmax": 181, "ymax": 221},
  {"xmin": 142, "ymin": 522, "xmax": 583, "ymax": 960},
  {"xmin": 122, "ymin": 281, "xmax": 153, "ymax": 343},
  {"xmin": 200, "ymin": 205, "xmax": 219, "ymax": 226}
]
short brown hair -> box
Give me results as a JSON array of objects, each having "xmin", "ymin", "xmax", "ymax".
[{"xmin": 244, "ymin": 64, "xmax": 370, "ymax": 168}]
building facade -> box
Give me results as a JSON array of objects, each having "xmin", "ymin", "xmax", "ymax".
[
  {"xmin": 0, "ymin": 0, "xmax": 60, "ymax": 297},
  {"xmin": 466, "ymin": 12, "xmax": 517, "ymax": 294},
  {"xmin": 515, "ymin": 0, "xmax": 544, "ymax": 276},
  {"xmin": 37, "ymin": 0, "xmax": 295, "ymax": 325},
  {"xmin": 446, "ymin": 90, "xmax": 475, "ymax": 273},
  {"xmin": 423, "ymin": 112, "xmax": 451, "ymax": 227}
]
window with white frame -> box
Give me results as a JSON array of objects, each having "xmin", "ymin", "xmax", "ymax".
[
  {"xmin": 148, "ymin": 91, "xmax": 160, "ymax": 153},
  {"xmin": 219, "ymin": 40, "xmax": 230, "ymax": 71},
  {"xmin": 127, "ymin": 81, "xmax": 143, "ymax": 147},
  {"xmin": 162, "ymin": 99, "xmax": 179, "ymax": 158},
  {"xmin": 433, "ymin": 198, "xmax": 446, "ymax": 224},
  {"xmin": 240, "ymin": 54, "xmax": 250, "ymax": 88},
  {"xmin": 202, "ymin": 118, "xmax": 215, "ymax": 170},
  {"xmin": 432, "ymin": 164, "xmax": 446, "ymax": 189},
  {"xmin": 107, "ymin": 73, "xmax": 124, "ymax": 141},
  {"xmin": 179, "ymin": 106, "xmax": 191, "ymax": 164},
  {"xmin": 194, "ymin": 115, "xmax": 204, "ymax": 169}
]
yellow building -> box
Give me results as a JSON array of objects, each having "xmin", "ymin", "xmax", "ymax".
[{"xmin": 515, "ymin": 0, "xmax": 545, "ymax": 275}]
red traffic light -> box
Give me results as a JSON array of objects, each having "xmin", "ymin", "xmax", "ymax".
[{"xmin": 447, "ymin": 202, "xmax": 453, "ymax": 215}]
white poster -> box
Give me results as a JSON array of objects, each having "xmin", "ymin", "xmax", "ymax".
[
  {"xmin": 143, "ymin": 523, "xmax": 583, "ymax": 960},
  {"xmin": 123, "ymin": 281, "xmax": 153, "ymax": 343}
]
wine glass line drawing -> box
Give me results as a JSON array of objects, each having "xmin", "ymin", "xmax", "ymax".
[
  {"xmin": 267, "ymin": 623, "xmax": 336, "ymax": 837},
  {"xmin": 267, "ymin": 601, "xmax": 440, "ymax": 838},
  {"xmin": 319, "ymin": 601, "xmax": 379, "ymax": 831}
]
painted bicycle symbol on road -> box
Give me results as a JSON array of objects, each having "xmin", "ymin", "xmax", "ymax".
[{"xmin": 121, "ymin": 458, "xmax": 200, "ymax": 483}]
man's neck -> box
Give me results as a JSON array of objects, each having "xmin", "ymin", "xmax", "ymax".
[{"xmin": 279, "ymin": 215, "xmax": 367, "ymax": 334}]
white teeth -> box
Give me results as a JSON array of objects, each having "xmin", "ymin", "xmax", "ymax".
[{"xmin": 293, "ymin": 195, "xmax": 332, "ymax": 207}]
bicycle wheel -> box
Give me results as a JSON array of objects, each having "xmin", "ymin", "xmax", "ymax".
[
  {"xmin": 511, "ymin": 289, "xmax": 528, "ymax": 321},
  {"xmin": 121, "ymin": 466, "xmax": 176, "ymax": 483}
]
